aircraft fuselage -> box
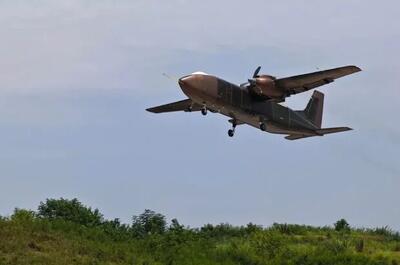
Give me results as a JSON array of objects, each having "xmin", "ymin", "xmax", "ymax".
[{"xmin": 179, "ymin": 73, "xmax": 318, "ymax": 136}]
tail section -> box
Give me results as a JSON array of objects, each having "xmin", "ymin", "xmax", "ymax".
[
  {"xmin": 303, "ymin": 90, "xmax": 324, "ymax": 128},
  {"xmin": 286, "ymin": 91, "xmax": 352, "ymax": 140}
]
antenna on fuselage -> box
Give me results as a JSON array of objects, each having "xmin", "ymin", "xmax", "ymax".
[{"xmin": 162, "ymin": 73, "xmax": 179, "ymax": 82}]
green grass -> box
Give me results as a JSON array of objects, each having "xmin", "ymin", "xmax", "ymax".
[{"xmin": 0, "ymin": 203, "xmax": 399, "ymax": 265}]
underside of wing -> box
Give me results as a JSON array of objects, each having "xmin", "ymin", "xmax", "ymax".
[
  {"xmin": 275, "ymin": 65, "xmax": 361, "ymax": 95},
  {"xmin": 285, "ymin": 135, "xmax": 314, "ymax": 140},
  {"xmin": 146, "ymin": 99, "xmax": 202, "ymax": 113}
]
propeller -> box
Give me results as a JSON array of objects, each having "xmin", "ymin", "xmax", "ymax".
[
  {"xmin": 240, "ymin": 66, "xmax": 262, "ymax": 87},
  {"xmin": 253, "ymin": 66, "xmax": 261, "ymax": 78}
]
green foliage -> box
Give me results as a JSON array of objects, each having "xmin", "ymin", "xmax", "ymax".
[
  {"xmin": 245, "ymin": 222, "xmax": 263, "ymax": 234},
  {"xmin": 271, "ymin": 222, "xmax": 330, "ymax": 235},
  {"xmin": 200, "ymin": 223, "xmax": 247, "ymax": 239},
  {"xmin": 355, "ymin": 238, "xmax": 365, "ymax": 252},
  {"xmin": 131, "ymin": 209, "xmax": 167, "ymax": 237},
  {"xmin": 37, "ymin": 198, "xmax": 103, "ymax": 227},
  {"xmin": 373, "ymin": 226, "xmax": 400, "ymax": 241},
  {"xmin": 251, "ymin": 230, "xmax": 287, "ymax": 259},
  {"xmin": 394, "ymin": 243, "xmax": 400, "ymax": 252},
  {"xmin": 0, "ymin": 198, "xmax": 399, "ymax": 265},
  {"xmin": 101, "ymin": 218, "xmax": 131, "ymax": 241},
  {"xmin": 10, "ymin": 208, "xmax": 36, "ymax": 223},
  {"xmin": 335, "ymin": 218, "xmax": 350, "ymax": 232},
  {"xmin": 169, "ymin": 218, "xmax": 184, "ymax": 231}
]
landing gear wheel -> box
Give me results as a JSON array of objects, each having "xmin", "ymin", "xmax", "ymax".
[
  {"xmin": 259, "ymin": 123, "xmax": 266, "ymax": 131},
  {"xmin": 228, "ymin": 129, "xmax": 235, "ymax": 137},
  {"xmin": 201, "ymin": 107, "xmax": 207, "ymax": 116}
]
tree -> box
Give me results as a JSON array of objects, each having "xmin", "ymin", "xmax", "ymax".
[
  {"xmin": 334, "ymin": 218, "xmax": 350, "ymax": 232},
  {"xmin": 37, "ymin": 198, "xmax": 103, "ymax": 227},
  {"xmin": 131, "ymin": 209, "xmax": 166, "ymax": 237}
]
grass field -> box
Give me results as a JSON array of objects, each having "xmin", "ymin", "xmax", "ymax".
[{"xmin": 0, "ymin": 199, "xmax": 399, "ymax": 265}]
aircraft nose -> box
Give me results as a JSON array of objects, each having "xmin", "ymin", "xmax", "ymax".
[
  {"xmin": 178, "ymin": 75, "xmax": 193, "ymax": 87},
  {"xmin": 178, "ymin": 75, "xmax": 197, "ymax": 97}
]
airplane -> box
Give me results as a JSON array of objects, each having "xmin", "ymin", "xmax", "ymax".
[{"xmin": 146, "ymin": 65, "xmax": 361, "ymax": 140}]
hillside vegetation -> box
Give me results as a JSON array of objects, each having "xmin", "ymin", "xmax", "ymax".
[{"xmin": 0, "ymin": 198, "xmax": 399, "ymax": 265}]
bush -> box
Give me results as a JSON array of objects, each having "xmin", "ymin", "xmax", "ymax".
[
  {"xmin": 37, "ymin": 198, "xmax": 103, "ymax": 227},
  {"xmin": 251, "ymin": 230, "xmax": 287, "ymax": 259},
  {"xmin": 334, "ymin": 219, "xmax": 350, "ymax": 232},
  {"xmin": 200, "ymin": 223, "xmax": 246, "ymax": 239},
  {"xmin": 372, "ymin": 226, "xmax": 400, "ymax": 241},
  {"xmin": 321, "ymin": 238, "xmax": 350, "ymax": 255},
  {"xmin": 169, "ymin": 218, "xmax": 184, "ymax": 232},
  {"xmin": 131, "ymin": 209, "xmax": 167, "ymax": 237},
  {"xmin": 245, "ymin": 222, "xmax": 263, "ymax": 235},
  {"xmin": 355, "ymin": 238, "xmax": 364, "ymax": 252},
  {"xmin": 101, "ymin": 218, "xmax": 131, "ymax": 241},
  {"xmin": 10, "ymin": 208, "xmax": 36, "ymax": 222}
]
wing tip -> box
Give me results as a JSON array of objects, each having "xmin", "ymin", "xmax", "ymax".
[
  {"xmin": 346, "ymin": 65, "xmax": 362, "ymax": 72},
  {"xmin": 146, "ymin": 107, "xmax": 159, "ymax": 113},
  {"xmin": 339, "ymin": 126, "xmax": 353, "ymax": 131}
]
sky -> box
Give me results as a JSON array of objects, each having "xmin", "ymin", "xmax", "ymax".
[{"xmin": 0, "ymin": 0, "xmax": 399, "ymax": 230}]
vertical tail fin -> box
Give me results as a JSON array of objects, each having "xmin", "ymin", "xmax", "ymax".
[{"xmin": 304, "ymin": 90, "xmax": 324, "ymax": 128}]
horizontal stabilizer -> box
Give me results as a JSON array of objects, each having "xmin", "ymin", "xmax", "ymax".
[
  {"xmin": 146, "ymin": 99, "xmax": 202, "ymax": 113},
  {"xmin": 316, "ymin": 127, "xmax": 352, "ymax": 135},
  {"xmin": 285, "ymin": 127, "xmax": 352, "ymax": 140}
]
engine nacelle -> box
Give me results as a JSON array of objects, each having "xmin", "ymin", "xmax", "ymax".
[{"xmin": 248, "ymin": 75, "xmax": 283, "ymax": 99}]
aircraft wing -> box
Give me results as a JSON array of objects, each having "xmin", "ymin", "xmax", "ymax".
[
  {"xmin": 146, "ymin": 99, "xmax": 202, "ymax": 113},
  {"xmin": 275, "ymin": 65, "xmax": 361, "ymax": 95}
]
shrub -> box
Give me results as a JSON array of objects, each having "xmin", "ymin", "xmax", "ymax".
[
  {"xmin": 251, "ymin": 230, "xmax": 286, "ymax": 259},
  {"xmin": 245, "ymin": 222, "xmax": 262, "ymax": 235},
  {"xmin": 355, "ymin": 238, "xmax": 364, "ymax": 252},
  {"xmin": 101, "ymin": 218, "xmax": 131, "ymax": 241},
  {"xmin": 321, "ymin": 238, "xmax": 350, "ymax": 255},
  {"xmin": 394, "ymin": 243, "xmax": 400, "ymax": 252},
  {"xmin": 10, "ymin": 208, "xmax": 36, "ymax": 222},
  {"xmin": 169, "ymin": 218, "xmax": 184, "ymax": 232},
  {"xmin": 131, "ymin": 209, "xmax": 167, "ymax": 237},
  {"xmin": 334, "ymin": 219, "xmax": 350, "ymax": 232}
]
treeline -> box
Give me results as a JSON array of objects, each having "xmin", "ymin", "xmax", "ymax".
[{"xmin": 1, "ymin": 198, "xmax": 400, "ymax": 265}]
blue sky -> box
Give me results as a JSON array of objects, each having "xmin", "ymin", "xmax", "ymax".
[{"xmin": 0, "ymin": 0, "xmax": 399, "ymax": 230}]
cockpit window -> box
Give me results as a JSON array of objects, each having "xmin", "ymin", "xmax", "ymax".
[{"xmin": 191, "ymin": 71, "xmax": 209, "ymax": 75}]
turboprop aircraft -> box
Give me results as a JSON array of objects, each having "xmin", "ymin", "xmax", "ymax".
[{"xmin": 147, "ymin": 65, "xmax": 361, "ymax": 140}]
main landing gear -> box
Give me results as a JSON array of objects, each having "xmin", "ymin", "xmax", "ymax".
[
  {"xmin": 201, "ymin": 106, "xmax": 207, "ymax": 116},
  {"xmin": 259, "ymin": 122, "xmax": 266, "ymax": 131},
  {"xmin": 228, "ymin": 120, "xmax": 237, "ymax": 137}
]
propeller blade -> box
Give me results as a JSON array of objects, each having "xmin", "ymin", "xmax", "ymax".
[
  {"xmin": 253, "ymin": 66, "xmax": 261, "ymax": 78},
  {"xmin": 248, "ymin": 78, "xmax": 256, "ymax": 85}
]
